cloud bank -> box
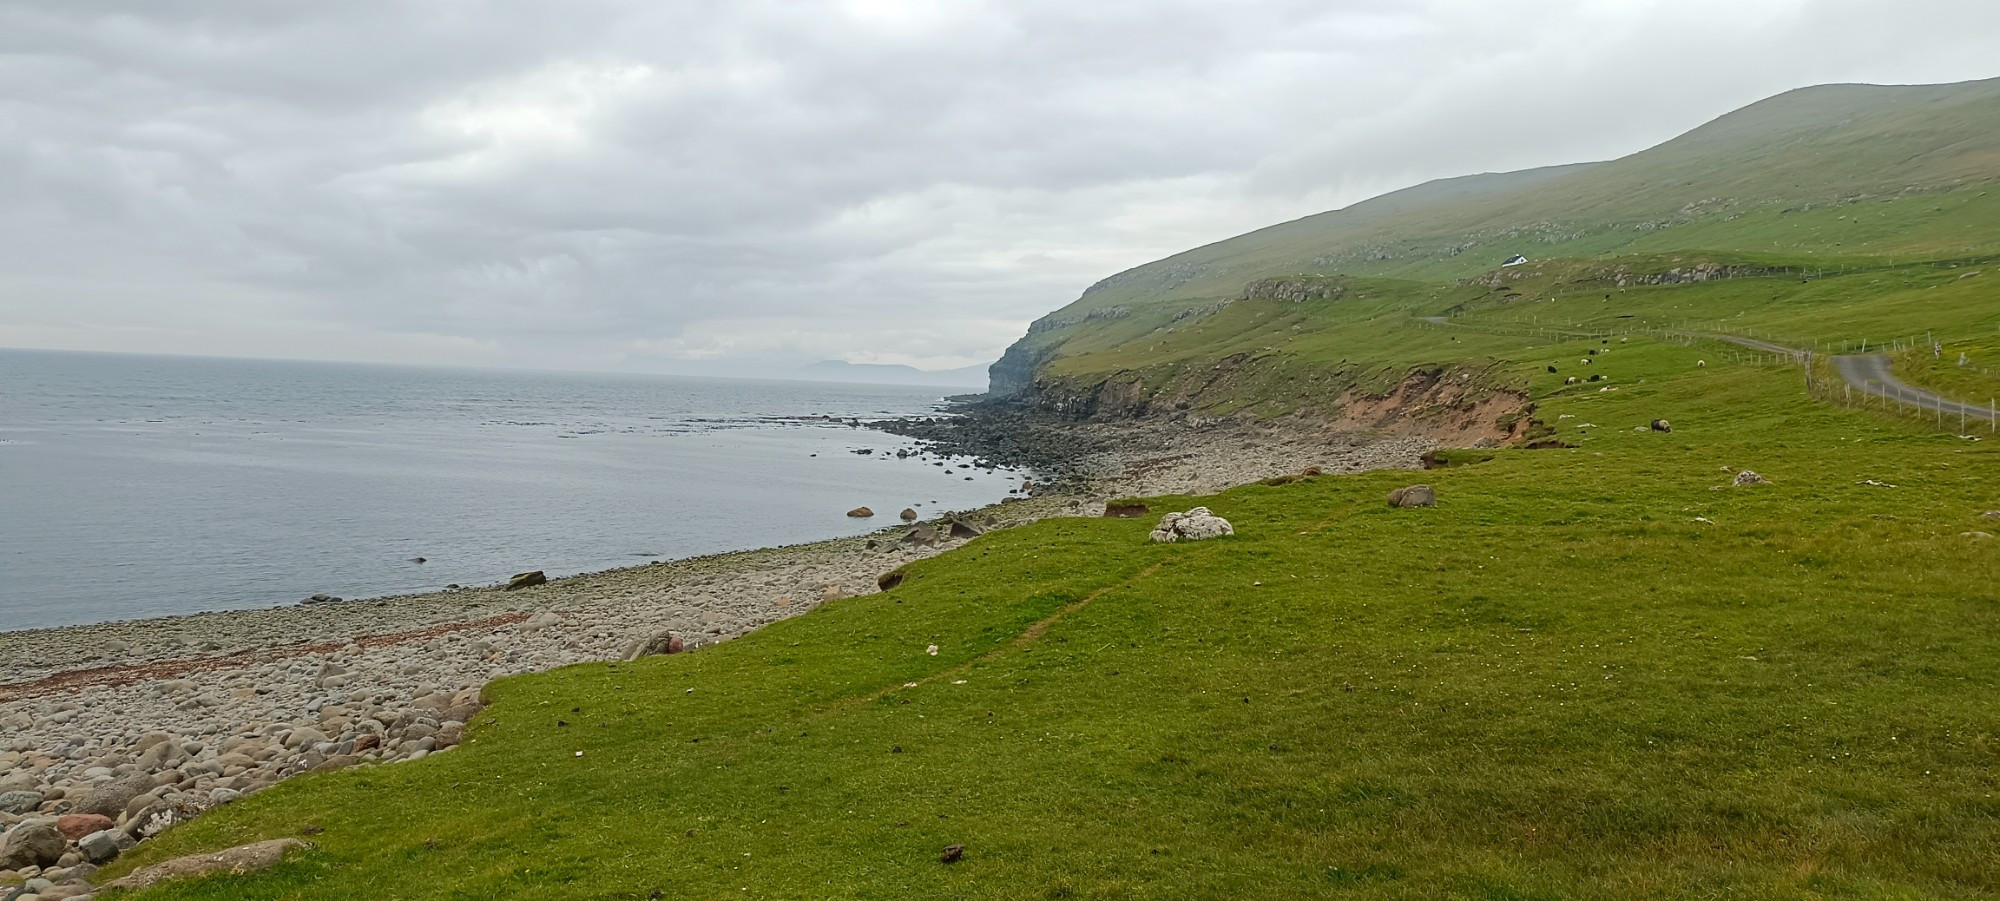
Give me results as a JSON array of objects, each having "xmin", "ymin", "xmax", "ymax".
[{"xmin": 1, "ymin": 0, "xmax": 1995, "ymax": 375}]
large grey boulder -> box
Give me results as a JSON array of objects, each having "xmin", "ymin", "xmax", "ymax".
[
  {"xmin": 72, "ymin": 775, "xmax": 152, "ymax": 819},
  {"xmin": 0, "ymin": 821, "xmax": 66, "ymax": 869},
  {"xmin": 78, "ymin": 828, "xmax": 124, "ymax": 864},
  {"xmin": 1149, "ymin": 507, "xmax": 1234, "ymax": 543}
]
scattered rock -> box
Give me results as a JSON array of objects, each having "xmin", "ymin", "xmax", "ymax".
[
  {"xmin": 505, "ymin": 571, "xmax": 548, "ymax": 591},
  {"xmin": 946, "ymin": 519, "xmax": 983, "ymax": 540},
  {"xmin": 940, "ymin": 843, "xmax": 965, "ymax": 863},
  {"xmin": 1149, "ymin": 507, "xmax": 1234, "ymax": 543},
  {"xmin": 73, "ymin": 774, "xmax": 151, "ymax": 819},
  {"xmin": 877, "ymin": 570, "xmax": 906, "ymax": 591},
  {"xmin": 1733, "ymin": 471, "xmax": 1768, "ymax": 486},
  {"xmin": 846, "ymin": 507, "xmax": 875, "ymax": 518},
  {"xmin": 1387, "ymin": 484, "xmax": 1437, "ymax": 508},
  {"xmin": 899, "ymin": 508, "xmax": 918, "ymax": 522},
  {"xmin": 1963, "ymin": 531, "xmax": 1995, "ymax": 539},
  {"xmin": 0, "ymin": 791, "xmax": 42, "ymax": 815},
  {"xmin": 1981, "ymin": 511, "xmax": 2000, "ymax": 519},
  {"xmin": 0, "ymin": 822, "xmax": 66, "ymax": 870},
  {"xmin": 518, "ymin": 610, "xmax": 561, "ymax": 630},
  {"xmin": 78, "ymin": 829, "xmax": 123, "ymax": 865},
  {"xmin": 309, "ymin": 755, "xmax": 360, "ymax": 774},
  {"xmin": 625, "ymin": 632, "xmax": 685, "ymax": 660},
  {"xmin": 901, "ymin": 523, "xmax": 938, "ymax": 545},
  {"xmin": 1650, "ymin": 419, "xmax": 1672, "ymax": 433},
  {"xmin": 105, "ymin": 838, "xmax": 310, "ymax": 892},
  {"xmin": 55, "ymin": 814, "xmax": 112, "ymax": 841},
  {"xmin": 1103, "ymin": 502, "xmax": 1150, "ymax": 518}
]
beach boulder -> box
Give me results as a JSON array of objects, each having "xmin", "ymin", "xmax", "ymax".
[
  {"xmin": 0, "ymin": 821, "xmax": 66, "ymax": 870},
  {"xmin": 56, "ymin": 813, "xmax": 113, "ymax": 840},
  {"xmin": 73, "ymin": 774, "xmax": 152, "ymax": 819},
  {"xmin": 846, "ymin": 507, "xmax": 875, "ymax": 518},
  {"xmin": 0, "ymin": 791, "xmax": 42, "ymax": 815},
  {"xmin": 504, "ymin": 570, "xmax": 547, "ymax": 591},
  {"xmin": 1149, "ymin": 507, "xmax": 1234, "ymax": 543},
  {"xmin": 899, "ymin": 508, "xmax": 919, "ymax": 521}
]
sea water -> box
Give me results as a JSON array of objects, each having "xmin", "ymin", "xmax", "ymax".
[{"xmin": 0, "ymin": 349, "xmax": 1016, "ymax": 631}]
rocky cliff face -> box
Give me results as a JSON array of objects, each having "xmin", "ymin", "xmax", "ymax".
[{"xmin": 1009, "ymin": 353, "xmax": 1530, "ymax": 448}]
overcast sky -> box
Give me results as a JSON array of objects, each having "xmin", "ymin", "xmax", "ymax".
[{"xmin": 1, "ymin": 0, "xmax": 1995, "ymax": 376}]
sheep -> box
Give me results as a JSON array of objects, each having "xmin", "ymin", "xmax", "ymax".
[
  {"xmin": 1565, "ymin": 376, "xmax": 1579, "ymax": 385},
  {"xmin": 1547, "ymin": 365, "xmax": 1558, "ymax": 373},
  {"xmin": 1697, "ymin": 360, "xmax": 1707, "ymax": 368}
]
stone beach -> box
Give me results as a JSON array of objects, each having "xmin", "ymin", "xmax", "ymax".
[{"xmin": 0, "ymin": 415, "xmax": 1430, "ymax": 895}]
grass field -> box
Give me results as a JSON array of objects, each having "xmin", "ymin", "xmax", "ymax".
[{"xmin": 101, "ymin": 314, "xmax": 2000, "ymax": 898}]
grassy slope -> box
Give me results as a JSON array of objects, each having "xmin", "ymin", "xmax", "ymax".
[
  {"xmin": 1011, "ymin": 77, "xmax": 2000, "ymax": 371},
  {"xmin": 108, "ymin": 318, "xmax": 2000, "ymax": 899},
  {"xmin": 1445, "ymin": 257, "xmax": 2000, "ymax": 403}
]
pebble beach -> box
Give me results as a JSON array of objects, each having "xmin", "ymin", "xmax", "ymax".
[{"xmin": 0, "ymin": 417, "xmax": 1432, "ymax": 896}]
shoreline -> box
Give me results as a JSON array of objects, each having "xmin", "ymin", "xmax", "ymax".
[{"xmin": 0, "ymin": 414, "xmax": 1432, "ymax": 887}]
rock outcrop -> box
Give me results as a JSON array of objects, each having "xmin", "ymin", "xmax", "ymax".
[
  {"xmin": 1149, "ymin": 508, "xmax": 1234, "ymax": 543},
  {"xmin": 1388, "ymin": 485, "xmax": 1437, "ymax": 508}
]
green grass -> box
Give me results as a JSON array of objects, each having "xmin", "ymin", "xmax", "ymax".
[{"xmin": 107, "ymin": 326, "xmax": 2000, "ymax": 899}]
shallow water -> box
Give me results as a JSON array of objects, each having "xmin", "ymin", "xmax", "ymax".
[{"xmin": 0, "ymin": 349, "xmax": 1014, "ymax": 631}]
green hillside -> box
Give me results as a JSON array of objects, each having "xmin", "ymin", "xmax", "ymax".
[
  {"xmin": 105, "ymin": 313, "xmax": 2000, "ymax": 900},
  {"xmin": 994, "ymin": 77, "xmax": 2000, "ymax": 394}
]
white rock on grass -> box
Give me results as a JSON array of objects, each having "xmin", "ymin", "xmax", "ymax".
[{"xmin": 1149, "ymin": 507, "xmax": 1234, "ymax": 543}]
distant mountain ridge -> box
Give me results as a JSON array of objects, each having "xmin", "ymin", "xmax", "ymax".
[
  {"xmin": 792, "ymin": 360, "xmax": 989, "ymax": 388},
  {"xmin": 991, "ymin": 76, "xmax": 2000, "ymax": 395}
]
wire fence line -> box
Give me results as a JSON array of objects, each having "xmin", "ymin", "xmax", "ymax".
[{"xmin": 1410, "ymin": 315, "xmax": 1998, "ymax": 436}]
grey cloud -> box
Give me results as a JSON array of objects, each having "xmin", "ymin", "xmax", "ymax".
[{"xmin": 1, "ymin": 0, "xmax": 1995, "ymax": 373}]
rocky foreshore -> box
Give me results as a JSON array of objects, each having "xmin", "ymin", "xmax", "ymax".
[{"xmin": 0, "ymin": 414, "xmax": 1432, "ymax": 896}]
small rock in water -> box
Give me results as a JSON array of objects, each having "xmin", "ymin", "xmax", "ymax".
[
  {"xmin": 899, "ymin": 507, "xmax": 919, "ymax": 521},
  {"xmin": 847, "ymin": 507, "xmax": 875, "ymax": 518}
]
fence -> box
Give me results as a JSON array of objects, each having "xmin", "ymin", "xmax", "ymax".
[{"xmin": 1410, "ymin": 315, "xmax": 1999, "ymax": 436}]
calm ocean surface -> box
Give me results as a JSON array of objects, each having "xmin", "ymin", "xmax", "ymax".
[{"xmin": 0, "ymin": 349, "xmax": 1017, "ymax": 632}]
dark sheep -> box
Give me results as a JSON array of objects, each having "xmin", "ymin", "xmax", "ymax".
[
  {"xmin": 1650, "ymin": 419, "xmax": 1673, "ymax": 433},
  {"xmin": 1547, "ymin": 365, "xmax": 1558, "ymax": 373}
]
